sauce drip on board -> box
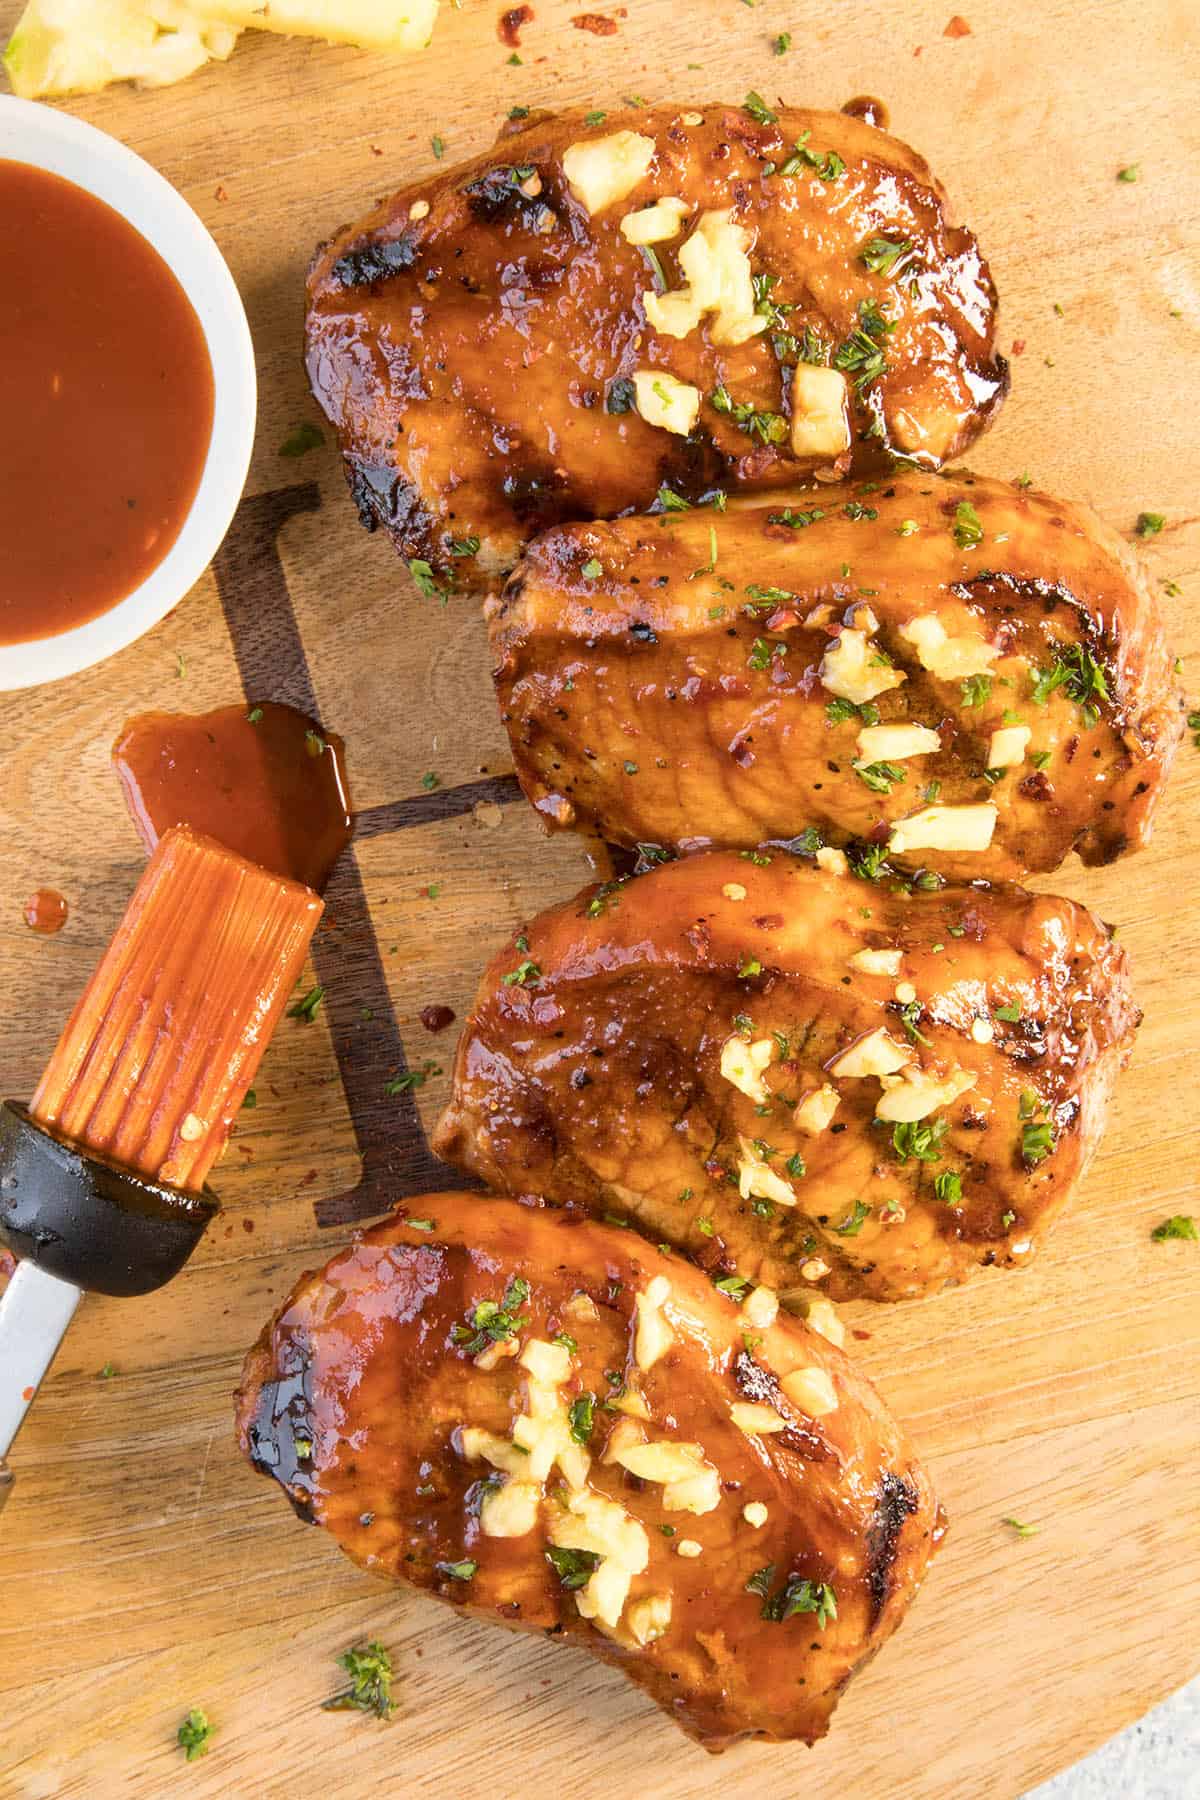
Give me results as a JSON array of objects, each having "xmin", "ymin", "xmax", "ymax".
[
  {"xmin": 0, "ymin": 160, "xmax": 214, "ymax": 645},
  {"xmin": 841, "ymin": 95, "xmax": 891, "ymax": 129},
  {"xmin": 23, "ymin": 889, "xmax": 68, "ymax": 935},
  {"xmin": 113, "ymin": 703, "xmax": 353, "ymax": 892}
]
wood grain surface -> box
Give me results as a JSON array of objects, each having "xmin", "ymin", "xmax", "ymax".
[{"xmin": 1, "ymin": 2, "xmax": 1198, "ymax": 1795}]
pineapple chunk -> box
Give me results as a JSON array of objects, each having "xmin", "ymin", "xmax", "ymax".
[
  {"xmin": 4, "ymin": 0, "xmax": 238, "ymax": 97},
  {"xmin": 562, "ymin": 130, "xmax": 656, "ymax": 216},
  {"xmin": 790, "ymin": 364, "xmax": 850, "ymax": 459},
  {"xmin": 819, "ymin": 628, "xmax": 908, "ymax": 706},
  {"xmin": 3, "ymin": 0, "xmax": 436, "ymax": 99},
  {"xmin": 200, "ymin": 0, "xmax": 438, "ymax": 49},
  {"xmin": 632, "ymin": 370, "xmax": 700, "ymax": 436}
]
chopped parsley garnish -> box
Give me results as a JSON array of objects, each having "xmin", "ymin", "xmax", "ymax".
[
  {"xmin": 437, "ymin": 1559, "xmax": 477, "ymax": 1582},
  {"xmin": 1020, "ymin": 1098, "xmax": 1055, "ymax": 1165},
  {"xmin": 753, "ymin": 1570, "xmax": 838, "ymax": 1626},
  {"xmin": 279, "ymin": 420, "xmax": 324, "ymax": 458},
  {"xmin": 408, "ymin": 558, "xmax": 449, "ymax": 603},
  {"xmin": 778, "ymin": 129, "xmax": 845, "ymax": 181},
  {"xmin": 176, "ymin": 1709, "xmax": 213, "ymax": 1760},
  {"xmin": 751, "ymin": 272, "xmax": 795, "ymax": 336},
  {"xmin": 1001, "ymin": 1516, "xmax": 1039, "ymax": 1538},
  {"xmin": 833, "ymin": 1198, "xmax": 870, "ymax": 1236},
  {"xmin": 748, "ymin": 637, "xmax": 786, "ymax": 671},
  {"xmin": 451, "ymin": 1276, "xmax": 530, "ymax": 1355},
  {"xmin": 1150, "ymin": 1215, "xmax": 1198, "ymax": 1242},
  {"xmin": 897, "ymin": 518, "xmax": 920, "ymax": 537},
  {"xmin": 769, "ymin": 505, "xmax": 826, "ymax": 530},
  {"xmin": 581, "ymin": 557, "xmax": 603, "ymax": 579},
  {"xmin": 899, "ymin": 999, "xmax": 930, "ymax": 1045},
  {"xmin": 385, "ymin": 1061, "xmax": 442, "ymax": 1094},
  {"xmin": 774, "ymin": 30, "xmax": 791, "ymax": 53},
  {"xmin": 1029, "ymin": 643, "xmax": 1110, "ymax": 725},
  {"xmin": 431, "ymin": 134, "xmax": 446, "ymax": 160},
  {"xmin": 420, "ymin": 771, "xmax": 440, "ymax": 791},
  {"xmin": 710, "ymin": 384, "xmax": 788, "ymax": 445},
  {"xmin": 584, "ymin": 109, "xmax": 607, "ymax": 126},
  {"xmin": 406, "ymin": 1218, "xmax": 436, "ymax": 1231},
  {"xmin": 893, "ymin": 1118, "xmax": 948, "ymax": 1163},
  {"xmin": 287, "ymin": 984, "xmax": 325, "ymax": 1023},
  {"xmin": 246, "ymin": 705, "xmax": 264, "ymax": 724},
  {"xmin": 961, "ymin": 672, "xmax": 992, "ymax": 707},
  {"xmin": 545, "ymin": 1545, "xmax": 602, "ymax": 1589},
  {"xmin": 853, "ymin": 758, "xmax": 906, "ymax": 795},
  {"xmin": 1136, "ymin": 511, "xmax": 1165, "ymax": 537},
  {"xmin": 994, "ymin": 1001, "xmax": 1022, "ymax": 1023},
  {"xmin": 860, "ymin": 236, "xmax": 913, "ymax": 275},
  {"xmin": 742, "ymin": 91, "xmax": 778, "ymax": 125},
  {"xmin": 449, "ymin": 535, "xmax": 480, "ymax": 557},
  {"xmin": 568, "ymin": 1393, "xmax": 596, "ymax": 1444},
  {"xmin": 834, "ymin": 300, "xmax": 892, "ymax": 390},
  {"xmin": 502, "ymin": 959, "xmax": 541, "ymax": 987},
  {"xmin": 322, "ymin": 1641, "xmax": 396, "ymax": 1719},
  {"xmin": 934, "ymin": 1169, "xmax": 963, "ymax": 1205},
  {"xmin": 827, "ymin": 697, "xmax": 879, "ymax": 725},
  {"xmin": 744, "ymin": 582, "xmax": 797, "ymax": 608},
  {"xmin": 737, "ymin": 956, "xmax": 763, "ymax": 978},
  {"xmin": 655, "ymin": 484, "xmax": 690, "ymax": 512},
  {"xmin": 1117, "ymin": 164, "xmax": 1140, "ymax": 183},
  {"xmin": 553, "ymin": 1331, "xmax": 578, "ymax": 1353},
  {"xmin": 99, "ymin": 1361, "xmax": 116, "ymax": 1378},
  {"xmin": 952, "ymin": 500, "xmax": 985, "ymax": 549},
  {"xmin": 714, "ymin": 1273, "xmax": 750, "ymax": 1300}
]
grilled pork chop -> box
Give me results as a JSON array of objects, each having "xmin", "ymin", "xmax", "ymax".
[
  {"xmin": 434, "ymin": 852, "xmax": 1139, "ymax": 1304},
  {"xmin": 491, "ymin": 471, "xmax": 1184, "ymax": 879},
  {"xmin": 306, "ymin": 103, "xmax": 1007, "ymax": 588},
  {"xmin": 236, "ymin": 1194, "xmax": 942, "ymax": 1749}
]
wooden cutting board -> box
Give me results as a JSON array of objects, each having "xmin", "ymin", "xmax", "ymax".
[{"xmin": 1, "ymin": 2, "xmax": 1198, "ymax": 1794}]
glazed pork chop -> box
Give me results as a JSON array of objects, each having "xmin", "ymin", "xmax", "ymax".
[
  {"xmin": 434, "ymin": 851, "xmax": 1139, "ymax": 1304},
  {"xmin": 491, "ymin": 471, "xmax": 1184, "ymax": 879},
  {"xmin": 306, "ymin": 102, "xmax": 1007, "ymax": 588},
  {"xmin": 236, "ymin": 1194, "xmax": 942, "ymax": 1749}
]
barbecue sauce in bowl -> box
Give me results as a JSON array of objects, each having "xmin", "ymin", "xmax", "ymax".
[{"xmin": 0, "ymin": 160, "xmax": 214, "ymax": 645}]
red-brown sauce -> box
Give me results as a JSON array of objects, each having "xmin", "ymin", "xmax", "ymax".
[
  {"xmin": 112, "ymin": 703, "xmax": 353, "ymax": 892},
  {"xmin": 842, "ymin": 95, "xmax": 891, "ymax": 129},
  {"xmin": 23, "ymin": 888, "xmax": 69, "ymax": 935},
  {"xmin": 0, "ymin": 160, "xmax": 214, "ymax": 645},
  {"xmin": 498, "ymin": 4, "xmax": 533, "ymax": 46}
]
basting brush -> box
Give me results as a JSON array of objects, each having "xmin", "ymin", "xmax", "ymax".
[{"xmin": 0, "ymin": 825, "xmax": 322, "ymax": 1510}]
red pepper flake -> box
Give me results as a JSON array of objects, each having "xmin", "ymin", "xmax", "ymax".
[
  {"xmin": 243, "ymin": 1218, "xmax": 255, "ymax": 1232},
  {"xmin": 498, "ymin": 3, "xmax": 533, "ymax": 46},
  {"xmin": 215, "ymin": 184, "xmax": 230, "ymax": 202},
  {"xmin": 1011, "ymin": 338, "xmax": 1026, "ymax": 356},
  {"xmin": 370, "ymin": 144, "xmax": 384, "ymax": 157},
  {"xmin": 22, "ymin": 1386, "xmax": 35, "ymax": 1403},
  {"xmin": 419, "ymin": 1003, "xmax": 457, "ymax": 1034},
  {"xmin": 944, "ymin": 14, "xmax": 972, "ymax": 36},
  {"xmin": 571, "ymin": 11, "xmax": 618, "ymax": 32},
  {"xmin": 852, "ymin": 1328, "xmax": 872, "ymax": 1340}
]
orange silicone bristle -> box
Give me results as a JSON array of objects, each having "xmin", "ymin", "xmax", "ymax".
[{"xmin": 30, "ymin": 826, "xmax": 323, "ymax": 1192}]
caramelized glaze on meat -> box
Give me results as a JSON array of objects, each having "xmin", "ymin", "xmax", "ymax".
[
  {"xmin": 306, "ymin": 104, "xmax": 1007, "ymax": 586},
  {"xmin": 491, "ymin": 471, "xmax": 1184, "ymax": 878},
  {"xmin": 236, "ymin": 1194, "xmax": 942, "ymax": 1748},
  {"xmin": 435, "ymin": 853, "xmax": 1139, "ymax": 1303}
]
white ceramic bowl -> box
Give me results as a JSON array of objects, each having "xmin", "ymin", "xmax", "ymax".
[{"xmin": 0, "ymin": 96, "xmax": 256, "ymax": 690}]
